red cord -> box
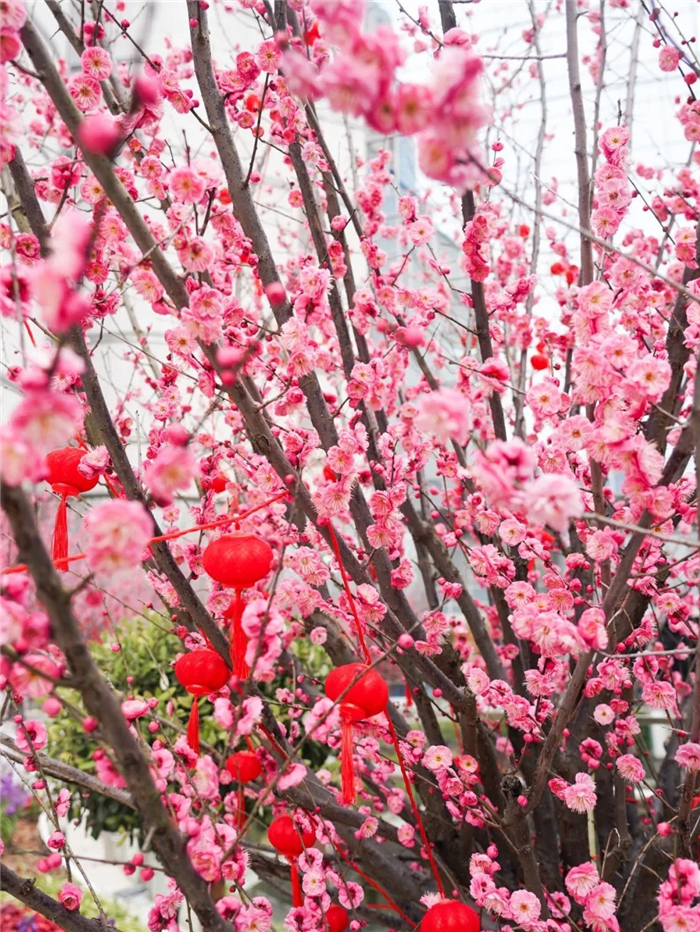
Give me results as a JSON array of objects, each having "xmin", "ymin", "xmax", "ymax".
[
  {"xmin": 2, "ymin": 491, "xmax": 290, "ymax": 576},
  {"xmin": 325, "ymin": 522, "xmax": 371, "ymax": 665},
  {"xmin": 24, "ymin": 320, "xmax": 37, "ymax": 347},
  {"xmin": 385, "ymin": 712, "xmax": 445, "ymax": 897},
  {"xmin": 324, "ymin": 522, "xmax": 444, "ymax": 895},
  {"xmin": 328, "ymin": 834, "xmax": 416, "ymax": 926}
]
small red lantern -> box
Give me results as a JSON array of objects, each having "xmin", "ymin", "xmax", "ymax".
[
  {"xmin": 209, "ymin": 472, "xmax": 229, "ymax": 495},
  {"xmin": 531, "ymin": 353, "xmax": 549, "ymax": 371},
  {"xmin": 226, "ymin": 750, "xmax": 262, "ymax": 829},
  {"xmin": 175, "ymin": 649, "xmax": 229, "ymax": 756},
  {"xmin": 421, "ymin": 900, "xmax": 480, "ymax": 932},
  {"xmin": 45, "ymin": 448, "xmax": 98, "ymax": 570},
  {"xmin": 202, "ymin": 533, "xmax": 274, "ymax": 679},
  {"xmin": 325, "ymin": 663, "xmax": 389, "ymax": 805},
  {"xmin": 268, "ymin": 814, "xmax": 315, "ymax": 907},
  {"xmin": 326, "ymin": 904, "xmax": 349, "ymax": 932}
]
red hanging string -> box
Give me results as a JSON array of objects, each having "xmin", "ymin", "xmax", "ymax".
[
  {"xmin": 325, "ymin": 522, "xmax": 371, "ymax": 665},
  {"xmin": 186, "ymin": 697, "xmax": 200, "ymax": 756},
  {"xmin": 328, "ymin": 834, "xmax": 416, "ymax": 926},
  {"xmin": 236, "ymin": 785, "xmax": 246, "ymax": 831},
  {"xmin": 404, "ymin": 681, "xmax": 413, "ymax": 707},
  {"xmin": 289, "ymin": 858, "xmax": 303, "ymax": 908},
  {"xmin": 24, "ymin": 320, "xmax": 37, "ymax": 348},
  {"xmin": 225, "ymin": 589, "xmax": 250, "ymax": 679},
  {"xmin": 340, "ymin": 713, "xmax": 356, "ymax": 805},
  {"xmin": 3, "ymin": 491, "xmax": 290, "ymax": 576},
  {"xmin": 324, "ymin": 522, "xmax": 444, "ymax": 895},
  {"xmin": 384, "ymin": 711, "xmax": 445, "ymax": 897},
  {"xmin": 257, "ymin": 723, "xmax": 288, "ymax": 760},
  {"xmin": 52, "ymin": 494, "xmax": 69, "ymax": 571}
]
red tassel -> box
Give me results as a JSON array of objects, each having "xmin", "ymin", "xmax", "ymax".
[
  {"xmin": 290, "ymin": 858, "xmax": 303, "ymax": 908},
  {"xmin": 404, "ymin": 681, "xmax": 413, "ymax": 708},
  {"xmin": 226, "ymin": 591, "xmax": 250, "ymax": 680},
  {"xmin": 187, "ymin": 696, "xmax": 200, "ymax": 756},
  {"xmin": 52, "ymin": 494, "xmax": 69, "ymax": 570},
  {"xmin": 340, "ymin": 716, "xmax": 356, "ymax": 805},
  {"xmin": 237, "ymin": 784, "xmax": 246, "ymax": 831}
]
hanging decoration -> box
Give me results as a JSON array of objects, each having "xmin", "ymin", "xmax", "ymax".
[
  {"xmin": 226, "ymin": 749, "xmax": 262, "ymax": 829},
  {"xmin": 45, "ymin": 448, "xmax": 98, "ymax": 570},
  {"xmin": 326, "ymin": 904, "xmax": 350, "ymax": 932},
  {"xmin": 202, "ymin": 532, "xmax": 274, "ymax": 679},
  {"xmin": 174, "ymin": 649, "xmax": 229, "ymax": 756},
  {"xmin": 324, "ymin": 663, "xmax": 389, "ymax": 804},
  {"xmin": 268, "ymin": 813, "xmax": 315, "ymax": 908},
  {"xmin": 422, "ymin": 900, "xmax": 480, "ymax": 932}
]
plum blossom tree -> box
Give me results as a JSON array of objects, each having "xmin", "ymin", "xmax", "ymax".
[{"xmin": 0, "ymin": 1, "xmax": 699, "ymax": 932}]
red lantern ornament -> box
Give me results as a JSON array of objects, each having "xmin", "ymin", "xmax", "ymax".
[
  {"xmin": 202, "ymin": 533, "xmax": 274, "ymax": 680},
  {"xmin": 209, "ymin": 472, "xmax": 229, "ymax": 494},
  {"xmin": 421, "ymin": 900, "xmax": 480, "ymax": 932},
  {"xmin": 175, "ymin": 649, "xmax": 229, "ymax": 756},
  {"xmin": 268, "ymin": 814, "xmax": 315, "ymax": 908},
  {"xmin": 326, "ymin": 904, "xmax": 349, "ymax": 932},
  {"xmin": 226, "ymin": 750, "xmax": 262, "ymax": 829},
  {"xmin": 325, "ymin": 663, "xmax": 389, "ymax": 805},
  {"xmin": 45, "ymin": 448, "xmax": 98, "ymax": 570}
]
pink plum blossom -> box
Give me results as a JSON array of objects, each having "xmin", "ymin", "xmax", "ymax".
[{"xmin": 84, "ymin": 500, "xmax": 152, "ymax": 575}]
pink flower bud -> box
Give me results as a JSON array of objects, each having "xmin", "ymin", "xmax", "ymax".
[
  {"xmin": 77, "ymin": 114, "xmax": 122, "ymax": 157},
  {"xmin": 43, "ymin": 697, "xmax": 62, "ymax": 717},
  {"xmin": 217, "ymin": 346, "xmax": 245, "ymax": 368},
  {"xmin": 83, "ymin": 716, "xmax": 99, "ymax": 732},
  {"xmin": 397, "ymin": 325, "xmax": 425, "ymax": 348},
  {"xmin": 163, "ymin": 424, "xmax": 190, "ymax": 446},
  {"xmin": 47, "ymin": 831, "xmax": 65, "ymax": 850},
  {"xmin": 133, "ymin": 73, "xmax": 161, "ymax": 107},
  {"xmin": 264, "ymin": 282, "xmax": 286, "ymax": 305}
]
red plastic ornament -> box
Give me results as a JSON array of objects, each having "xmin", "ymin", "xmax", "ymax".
[
  {"xmin": 268, "ymin": 814, "xmax": 315, "ymax": 907},
  {"xmin": 227, "ymin": 749, "xmax": 262, "ymax": 783},
  {"xmin": 326, "ymin": 904, "xmax": 349, "ymax": 932},
  {"xmin": 209, "ymin": 472, "xmax": 229, "ymax": 494},
  {"xmin": 45, "ymin": 448, "xmax": 98, "ymax": 570},
  {"xmin": 175, "ymin": 649, "xmax": 229, "ymax": 756},
  {"xmin": 226, "ymin": 750, "xmax": 262, "ymax": 828},
  {"xmin": 325, "ymin": 663, "xmax": 389, "ymax": 804},
  {"xmin": 202, "ymin": 533, "xmax": 274, "ymax": 679},
  {"xmin": 531, "ymin": 353, "xmax": 549, "ymax": 371},
  {"xmin": 421, "ymin": 900, "xmax": 480, "ymax": 932}
]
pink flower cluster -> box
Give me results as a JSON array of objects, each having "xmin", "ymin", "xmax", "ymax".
[
  {"xmin": 282, "ymin": 2, "xmax": 488, "ymax": 190},
  {"xmin": 566, "ymin": 864, "xmax": 619, "ymax": 932},
  {"xmin": 0, "ymin": 0, "xmax": 25, "ymax": 68},
  {"xmin": 591, "ymin": 126, "xmax": 632, "ymax": 239},
  {"xmin": 657, "ymin": 860, "xmax": 700, "ymax": 932},
  {"xmin": 473, "ymin": 439, "xmax": 583, "ymax": 542}
]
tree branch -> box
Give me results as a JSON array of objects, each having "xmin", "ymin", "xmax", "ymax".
[
  {"xmin": 1, "ymin": 863, "xmax": 116, "ymax": 932},
  {"xmin": 0, "ymin": 734, "xmax": 134, "ymax": 810}
]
